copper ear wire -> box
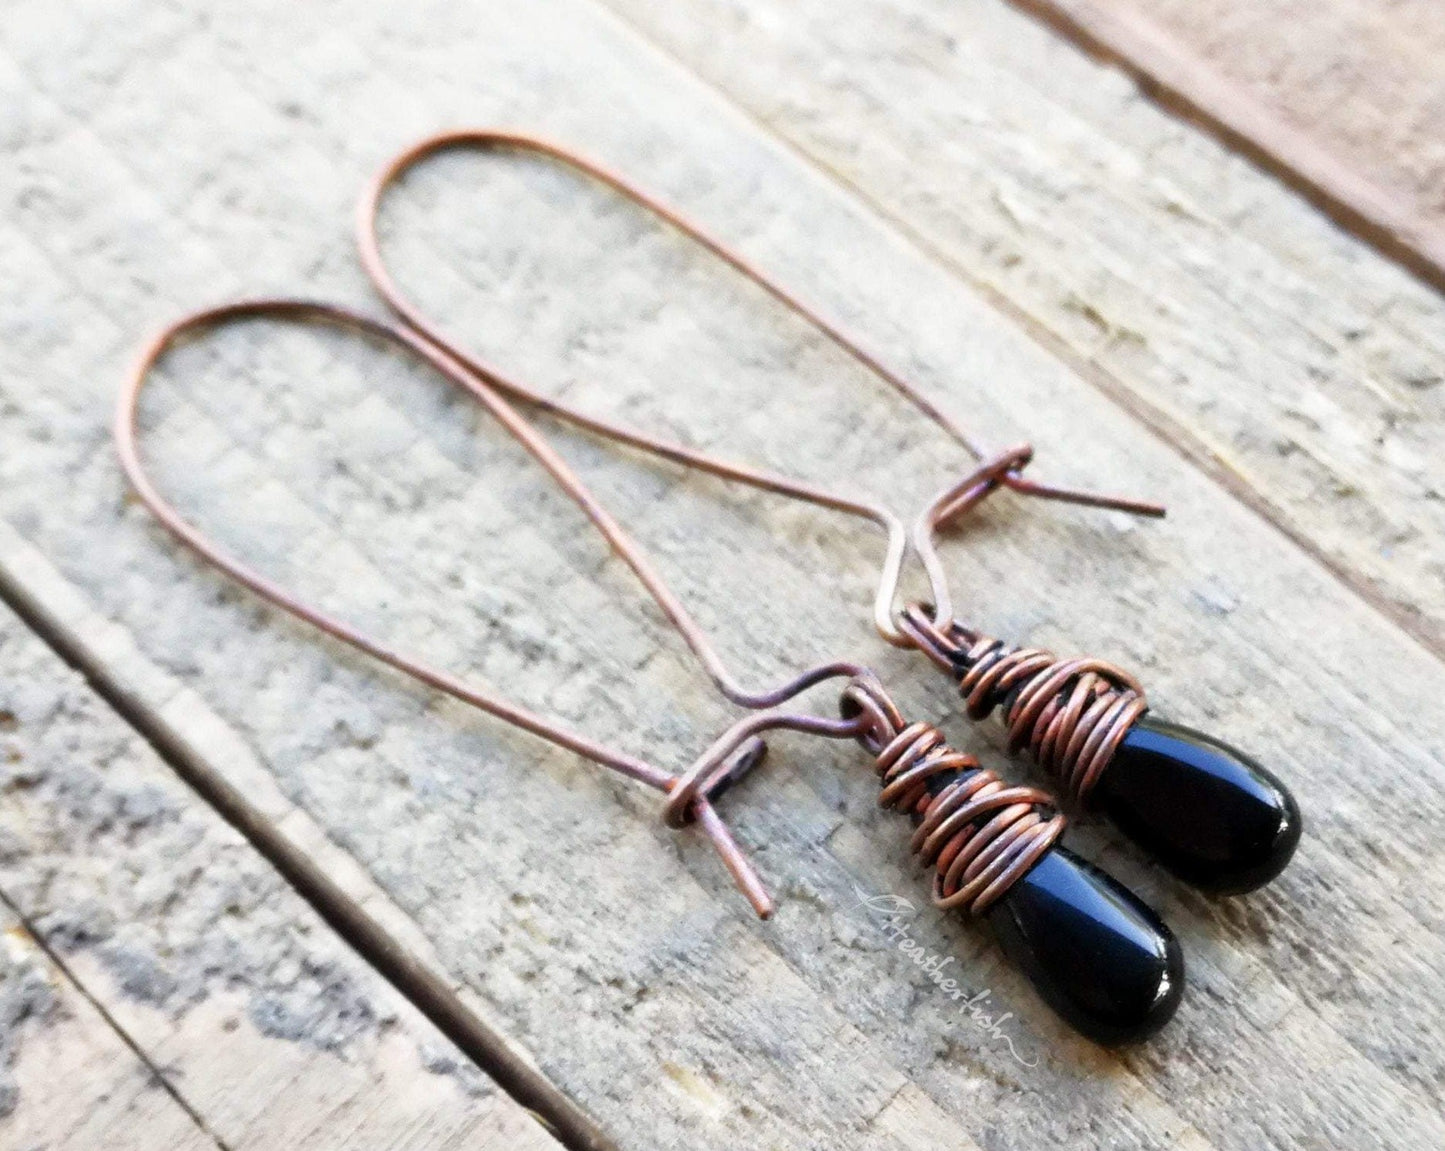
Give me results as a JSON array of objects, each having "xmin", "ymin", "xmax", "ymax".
[
  {"xmin": 356, "ymin": 129, "xmax": 1165, "ymax": 646},
  {"xmin": 116, "ymin": 298, "xmax": 897, "ymax": 918},
  {"xmin": 117, "ymin": 298, "xmax": 1079, "ymax": 925},
  {"xmin": 358, "ymin": 131, "xmax": 926, "ymax": 642},
  {"xmin": 909, "ymin": 443, "xmax": 1162, "ymax": 630}
]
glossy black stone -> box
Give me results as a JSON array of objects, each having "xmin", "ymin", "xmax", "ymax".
[
  {"xmin": 911, "ymin": 765, "xmax": 1180, "ymax": 1042},
  {"xmin": 1094, "ymin": 716, "xmax": 1301, "ymax": 894},
  {"xmin": 987, "ymin": 846, "xmax": 1183, "ymax": 1045}
]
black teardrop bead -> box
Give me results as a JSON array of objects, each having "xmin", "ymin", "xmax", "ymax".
[
  {"xmin": 1093, "ymin": 716, "xmax": 1301, "ymax": 895},
  {"xmin": 900, "ymin": 740, "xmax": 1181, "ymax": 1042},
  {"xmin": 987, "ymin": 846, "xmax": 1183, "ymax": 1045}
]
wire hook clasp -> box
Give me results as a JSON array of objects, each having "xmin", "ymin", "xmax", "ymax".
[{"xmin": 905, "ymin": 443, "xmax": 1167, "ymax": 636}]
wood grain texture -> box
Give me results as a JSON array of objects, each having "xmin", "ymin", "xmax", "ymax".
[
  {"xmin": 602, "ymin": 0, "xmax": 1445, "ymax": 663},
  {"xmin": 0, "ymin": 1, "xmax": 1442, "ymax": 1150},
  {"xmin": 0, "ymin": 602, "xmax": 560, "ymax": 1149}
]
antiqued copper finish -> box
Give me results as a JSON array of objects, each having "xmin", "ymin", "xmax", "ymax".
[
  {"xmin": 115, "ymin": 299, "xmax": 1064, "ymax": 921},
  {"xmin": 898, "ymin": 604, "xmax": 1147, "ymax": 806},
  {"xmin": 357, "ymin": 129, "xmax": 1164, "ymax": 645},
  {"xmin": 356, "ymin": 133, "xmax": 1167, "ymax": 806},
  {"xmin": 842, "ymin": 676, "xmax": 1065, "ymax": 915}
]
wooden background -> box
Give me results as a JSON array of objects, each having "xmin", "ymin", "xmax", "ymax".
[{"xmin": 1, "ymin": 1, "xmax": 1442, "ymax": 1148}]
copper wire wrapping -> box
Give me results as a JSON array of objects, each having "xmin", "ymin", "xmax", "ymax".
[
  {"xmin": 841, "ymin": 678, "xmax": 1064, "ymax": 915},
  {"xmin": 898, "ymin": 607, "xmax": 1147, "ymax": 806}
]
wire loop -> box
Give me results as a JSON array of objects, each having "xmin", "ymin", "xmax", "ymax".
[{"xmin": 115, "ymin": 298, "xmax": 878, "ymax": 918}]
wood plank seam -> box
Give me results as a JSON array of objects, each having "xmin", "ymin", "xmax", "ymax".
[
  {"xmin": 1002, "ymin": 0, "xmax": 1445, "ymax": 296},
  {"xmin": 0, "ymin": 536, "xmax": 617, "ymax": 1151},
  {"xmin": 0, "ymin": 585, "xmax": 572, "ymax": 1150},
  {"xmin": 0, "ymin": 887, "xmax": 230, "ymax": 1149}
]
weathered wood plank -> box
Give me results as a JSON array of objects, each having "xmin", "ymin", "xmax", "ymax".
[
  {"xmin": 601, "ymin": 0, "xmax": 1445, "ymax": 662},
  {"xmin": 0, "ymin": 1, "xmax": 1443, "ymax": 1150},
  {"xmin": 0, "ymin": 602, "xmax": 560, "ymax": 1149}
]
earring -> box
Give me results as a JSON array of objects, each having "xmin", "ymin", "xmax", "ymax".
[
  {"xmin": 118, "ymin": 299, "xmax": 1183, "ymax": 1043},
  {"xmin": 357, "ymin": 129, "xmax": 1299, "ymax": 896},
  {"xmin": 897, "ymin": 448, "xmax": 1301, "ymax": 895}
]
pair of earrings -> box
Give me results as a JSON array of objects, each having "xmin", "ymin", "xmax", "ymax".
[{"xmin": 117, "ymin": 131, "xmax": 1300, "ymax": 1047}]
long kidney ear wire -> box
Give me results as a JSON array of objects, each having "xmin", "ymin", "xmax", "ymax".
[
  {"xmin": 117, "ymin": 297, "xmax": 1186, "ymax": 1042},
  {"xmin": 356, "ymin": 130, "xmax": 1299, "ymax": 897},
  {"xmin": 114, "ymin": 297, "xmax": 1065, "ymax": 919},
  {"xmin": 357, "ymin": 130, "xmax": 1164, "ymax": 649}
]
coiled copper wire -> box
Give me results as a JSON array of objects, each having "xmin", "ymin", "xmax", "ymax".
[
  {"xmin": 898, "ymin": 607, "xmax": 1146, "ymax": 806},
  {"xmin": 841, "ymin": 678, "xmax": 1065, "ymax": 915}
]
